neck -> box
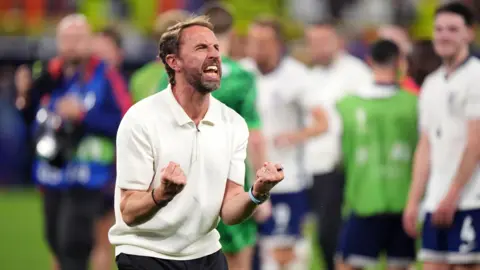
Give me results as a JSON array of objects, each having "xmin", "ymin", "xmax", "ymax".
[
  {"xmin": 315, "ymin": 50, "xmax": 340, "ymax": 67},
  {"xmin": 258, "ymin": 52, "xmax": 281, "ymax": 75},
  {"xmin": 172, "ymin": 77, "xmax": 210, "ymax": 125},
  {"xmin": 373, "ymin": 68, "xmax": 396, "ymax": 84},
  {"xmin": 443, "ymin": 46, "xmax": 469, "ymax": 75}
]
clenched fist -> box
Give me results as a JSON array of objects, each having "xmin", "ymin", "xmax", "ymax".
[
  {"xmin": 153, "ymin": 162, "xmax": 187, "ymax": 205},
  {"xmin": 252, "ymin": 162, "xmax": 284, "ymax": 196}
]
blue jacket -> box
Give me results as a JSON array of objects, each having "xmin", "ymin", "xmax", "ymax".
[{"xmin": 26, "ymin": 56, "xmax": 132, "ymax": 189}]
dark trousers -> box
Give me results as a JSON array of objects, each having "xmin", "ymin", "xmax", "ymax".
[
  {"xmin": 308, "ymin": 169, "xmax": 345, "ymax": 270},
  {"xmin": 116, "ymin": 251, "xmax": 229, "ymax": 270},
  {"xmin": 43, "ymin": 187, "xmax": 103, "ymax": 270}
]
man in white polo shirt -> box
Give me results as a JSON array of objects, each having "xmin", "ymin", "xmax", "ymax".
[
  {"xmin": 108, "ymin": 16, "xmax": 285, "ymax": 270},
  {"xmin": 403, "ymin": 3, "xmax": 480, "ymax": 270}
]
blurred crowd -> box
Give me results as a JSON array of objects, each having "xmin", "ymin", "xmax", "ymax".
[
  {"xmin": 0, "ymin": 0, "xmax": 448, "ymax": 186},
  {"xmin": 0, "ymin": 0, "xmax": 478, "ymax": 270}
]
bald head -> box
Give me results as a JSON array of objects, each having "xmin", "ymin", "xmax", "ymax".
[{"xmin": 56, "ymin": 14, "xmax": 92, "ymax": 64}]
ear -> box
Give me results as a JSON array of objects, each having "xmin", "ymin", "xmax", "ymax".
[
  {"xmin": 467, "ymin": 27, "xmax": 475, "ymax": 43},
  {"xmin": 366, "ymin": 56, "xmax": 373, "ymax": 67},
  {"xmin": 165, "ymin": 54, "xmax": 181, "ymax": 72}
]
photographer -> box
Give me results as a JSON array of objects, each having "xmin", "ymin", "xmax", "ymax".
[{"xmin": 15, "ymin": 14, "xmax": 131, "ymax": 270}]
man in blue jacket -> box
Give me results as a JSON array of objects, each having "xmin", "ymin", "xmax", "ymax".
[{"xmin": 15, "ymin": 14, "xmax": 131, "ymax": 270}]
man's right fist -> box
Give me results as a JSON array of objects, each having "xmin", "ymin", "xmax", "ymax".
[{"xmin": 153, "ymin": 162, "xmax": 187, "ymax": 203}]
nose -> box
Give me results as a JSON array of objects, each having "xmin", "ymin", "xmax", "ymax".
[{"xmin": 207, "ymin": 45, "xmax": 220, "ymax": 59}]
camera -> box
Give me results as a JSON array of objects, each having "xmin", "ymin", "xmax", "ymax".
[{"xmin": 34, "ymin": 108, "xmax": 83, "ymax": 168}]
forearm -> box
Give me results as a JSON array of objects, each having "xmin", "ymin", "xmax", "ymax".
[
  {"xmin": 407, "ymin": 136, "xmax": 430, "ymax": 205},
  {"xmin": 120, "ymin": 189, "xmax": 160, "ymax": 226},
  {"xmin": 248, "ymin": 130, "xmax": 266, "ymax": 172},
  {"xmin": 220, "ymin": 191, "xmax": 257, "ymax": 225},
  {"xmin": 448, "ymin": 146, "xmax": 480, "ymax": 197},
  {"xmin": 295, "ymin": 107, "xmax": 329, "ymax": 142}
]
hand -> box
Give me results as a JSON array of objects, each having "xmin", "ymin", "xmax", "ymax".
[
  {"xmin": 403, "ymin": 201, "xmax": 419, "ymax": 238},
  {"xmin": 55, "ymin": 95, "xmax": 85, "ymax": 120},
  {"xmin": 274, "ymin": 133, "xmax": 300, "ymax": 148},
  {"xmin": 253, "ymin": 199, "xmax": 272, "ymax": 223},
  {"xmin": 253, "ymin": 162, "xmax": 284, "ymax": 196},
  {"xmin": 432, "ymin": 192, "xmax": 459, "ymax": 228},
  {"xmin": 15, "ymin": 65, "xmax": 32, "ymax": 109},
  {"xmin": 154, "ymin": 162, "xmax": 187, "ymax": 203}
]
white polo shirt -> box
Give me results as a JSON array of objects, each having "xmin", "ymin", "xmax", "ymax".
[
  {"xmin": 108, "ymin": 86, "xmax": 249, "ymax": 260},
  {"xmin": 243, "ymin": 56, "xmax": 310, "ymax": 194},
  {"xmin": 420, "ymin": 57, "xmax": 480, "ymax": 212},
  {"xmin": 303, "ymin": 52, "xmax": 372, "ymax": 175}
]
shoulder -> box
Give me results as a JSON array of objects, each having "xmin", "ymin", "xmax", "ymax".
[
  {"xmin": 283, "ymin": 56, "xmax": 309, "ymax": 73},
  {"xmin": 464, "ymin": 57, "xmax": 480, "ymax": 77},
  {"xmin": 122, "ymin": 91, "xmax": 168, "ymax": 127},
  {"xmin": 213, "ymin": 98, "xmax": 249, "ymax": 132}
]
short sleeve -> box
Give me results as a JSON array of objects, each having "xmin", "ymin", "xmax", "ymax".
[
  {"xmin": 227, "ymin": 117, "xmax": 249, "ymax": 186},
  {"xmin": 116, "ymin": 111, "xmax": 155, "ymax": 190},
  {"xmin": 239, "ymin": 72, "xmax": 262, "ymax": 130},
  {"xmin": 465, "ymin": 84, "xmax": 480, "ymax": 119}
]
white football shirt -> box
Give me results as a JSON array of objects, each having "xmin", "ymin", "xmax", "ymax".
[
  {"xmin": 303, "ymin": 52, "xmax": 372, "ymax": 175},
  {"xmin": 109, "ymin": 86, "xmax": 249, "ymax": 260},
  {"xmin": 242, "ymin": 56, "xmax": 310, "ymax": 193},
  {"xmin": 420, "ymin": 57, "xmax": 480, "ymax": 211}
]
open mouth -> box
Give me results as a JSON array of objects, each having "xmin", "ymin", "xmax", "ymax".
[{"xmin": 203, "ymin": 65, "xmax": 219, "ymax": 77}]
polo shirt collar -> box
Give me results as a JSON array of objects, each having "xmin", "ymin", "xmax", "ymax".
[{"xmin": 165, "ymin": 85, "xmax": 220, "ymax": 127}]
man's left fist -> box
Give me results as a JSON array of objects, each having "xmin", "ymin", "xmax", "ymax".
[{"xmin": 253, "ymin": 162, "xmax": 284, "ymax": 196}]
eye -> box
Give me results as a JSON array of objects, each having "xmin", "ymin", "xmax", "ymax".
[
  {"xmin": 195, "ymin": 44, "xmax": 208, "ymax": 50},
  {"xmin": 214, "ymin": 44, "xmax": 220, "ymax": 51}
]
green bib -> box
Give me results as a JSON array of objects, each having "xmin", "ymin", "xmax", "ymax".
[{"xmin": 337, "ymin": 90, "xmax": 418, "ymax": 216}]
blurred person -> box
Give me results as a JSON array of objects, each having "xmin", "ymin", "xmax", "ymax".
[
  {"xmin": 14, "ymin": 14, "xmax": 131, "ymax": 270},
  {"xmin": 302, "ymin": 21, "xmax": 371, "ymax": 270},
  {"xmin": 408, "ymin": 40, "xmax": 442, "ymax": 86},
  {"xmin": 93, "ymin": 27, "xmax": 124, "ymax": 70},
  {"xmin": 243, "ymin": 17, "xmax": 323, "ymax": 270},
  {"xmin": 377, "ymin": 24, "xmax": 421, "ymax": 95},
  {"xmin": 334, "ymin": 40, "xmax": 418, "ymax": 270},
  {"xmin": 156, "ymin": 4, "xmax": 271, "ymax": 269},
  {"xmin": 403, "ymin": 3, "xmax": 480, "ymax": 270},
  {"xmin": 109, "ymin": 15, "xmax": 285, "ymax": 270},
  {"xmin": 89, "ymin": 26, "xmax": 127, "ymax": 270},
  {"xmin": 129, "ymin": 9, "xmax": 189, "ymax": 103}
]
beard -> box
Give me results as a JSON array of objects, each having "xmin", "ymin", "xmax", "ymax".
[{"xmin": 183, "ymin": 67, "xmax": 221, "ymax": 94}]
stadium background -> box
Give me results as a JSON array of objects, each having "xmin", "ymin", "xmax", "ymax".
[{"xmin": 0, "ymin": 0, "xmax": 475, "ymax": 269}]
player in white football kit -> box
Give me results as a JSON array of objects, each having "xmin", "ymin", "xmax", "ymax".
[
  {"xmin": 244, "ymin": 18, "xmax": 328, "ymax": 270},
  {"xmin": 403, "ymin": 3, "xmax": 480, "ymax": 270}
]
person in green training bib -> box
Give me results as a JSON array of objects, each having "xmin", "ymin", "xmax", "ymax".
[
  {"xmin": 332, "ymin": 40, "xmax": 418, "ymax": 270},
  {"xmin": 157, "ymin": 4, "xmax": 271, "ymax": 270},
  {"xmin": 129, "ymin": 9, "xmax": 189, "ymax": 103}
]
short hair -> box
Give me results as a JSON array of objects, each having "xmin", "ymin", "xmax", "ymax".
[
  {"xmin": 370, "ymin": 39, "xmax": 400, "ymax": 66},
  {"xmin": 153, "ymin": 9, "xmax": 190, "ymax": 39},
  {"xmin": 436, "ymin": 2, "xmax": 474, "ymax": 27},
  {"xmin": 251, "ymin": 16, "xmax": 285, "ymax": 43},
  {"xmin": 98, "ymin": 26, "xmax": 122, "ymax": 49},
  {"xmin": 200, "ymin": 3, "xmax": 233, "ymax": 35},
  {"xmin": 158, "ymin": 16, "xmax": 214, "ymax": 86}
]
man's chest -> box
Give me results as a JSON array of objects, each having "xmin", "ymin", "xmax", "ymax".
[{"xmin": 151, "ymin": 124, "xmax": 233, "ymax": 183}]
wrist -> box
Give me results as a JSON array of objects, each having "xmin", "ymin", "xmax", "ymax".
[
  {"xmin": 249, "ymin": 186, "xmax": 269, "ymax": 205},
  {"xmin": 446, "ymin": 185, "xmax": 461, "ymax": 202},
  {"xmin": 151, "ymin": 188, "xmax": 170, "ymax": 207}
]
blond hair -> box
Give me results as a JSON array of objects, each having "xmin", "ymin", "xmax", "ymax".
[{"xmin": 158, "ymin": 15, "xmax": 213, "ymax": 86}]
